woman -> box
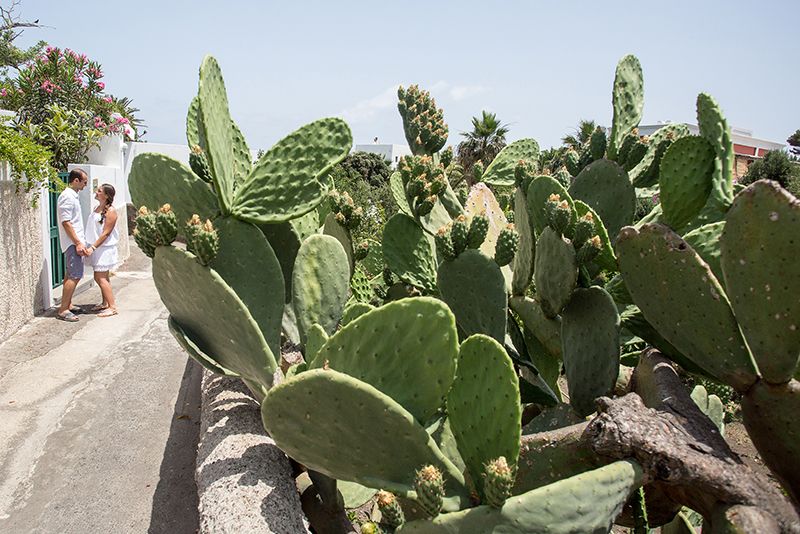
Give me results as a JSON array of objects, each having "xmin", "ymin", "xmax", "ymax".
[{"xmin": 84, "ymin": 183, "xmax": 119, "ymax": 317}]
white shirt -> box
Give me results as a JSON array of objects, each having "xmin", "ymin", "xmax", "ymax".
[
  {"xmin": 85, "ymin": 211, "xmax": 119, "ymax": 248},
  {"xmin": 57, "ymin": 187, "xmax": 85, "ymax": 253}
]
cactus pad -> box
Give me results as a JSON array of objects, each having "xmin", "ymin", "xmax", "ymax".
[
  {"xmin": 232, "ymin": 118, "xmax": 351, "ymax": 223},
  {"xmin": 197, "ymin": 56, "xmax": 235, "ymax": 213},
  {"xmin": 396, "ymin": 460, "xmax": 642, "ymax": 533},
  {"xmin": 447, "ymin": 334, "xmax": 521, "ymax": 500},
  {"xmin": 697, "ymin": 93, "xmax": 735, "ymax": 207},
  {"xmin": 608, "ymin": 54, "xmax": 644, "ymax": 160},
  {"xmin": 482, "ymin": 139, "xmax": 540, "ymax": 187},
  {"xmin": 616, "ymin": 224, "xmax": 757, "ymax": 391},
  {"xmin": 167, "ymin": 316, "xmax": 235, "ymax": 376},
  {"xmin": 437, "ymin": 250, "xmax": 508, "ymax": 342},
  {"xmin": 534, "ymin": 228, "xmax": 578, "ymax": 318},
  {"xmin": 304, "ymin": 323, "xmax": 328, "ymax": 362},
  {"xmin": 659, "ymin": 136, "xmax": 716, "ymax": 229},
  {"xmin": 509, "ymin": 296, "xmax": 562, "ymax": 358},
  {"xmin": 569, "ymin": 159, "xmax": 635, "ymax": 242},
  {"xmin": 683, "ymin": 221, "xmax": 725, "ymax": 284},
  {"xmin": 310, "ymin": 297, "xmax": 459, "ymax": 423},
  {"xmin": 742, "ymin": 379, "xmax": 800, "ymax": 501},
  {"xmin": 629, "ymin": 123, "xmax": 690, "ymax": 187},
  {"xmin": 292, "ymin": 234, "xmax": 351, "ymax": 344},
  {"xmin": 561, "ymin": 287, "xmax": 621, "ymax": 417},
  {"xmin": 231, "ymin": 120, "xmax": 252, "ymax": 184},
  {"xmin": 129, "ymin": 153, "xmax": 219, "ymax": 226},
  {"xmin": 721, "ymin": 181, "xmax": 800, "ymax": 384},
  {"xmin": 260, "ymin": 369, "xmax": 468, "ymax": 505},
  {"xmin": 340, "ymin": 301, "xmax": 375, "ymax": 326},
  {"xmin": 323, "ymin": 211, "xmax": 355, "ymax": 276},
  {"xmin": 382, "ymin": 213, "xmax": 437, "ymax": 292},
  {"xmin": 210, "ymin": 217, "xmax": 284, "ymax": 356},
  {"xmin": 153, "ymin": 246, "xmax": 277, "ymax": 387},
  {"xmin": 257, "ymin": 221, "xmax": 301, "ymax": 302},
  {"xmin": 511, "ymin": 187, "xmax": 536, "ymax": 295}
]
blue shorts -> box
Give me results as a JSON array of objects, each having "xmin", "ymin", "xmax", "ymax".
[{"xmin": 65, "ymin": 245, "xmax": 85, "ymax": 280}]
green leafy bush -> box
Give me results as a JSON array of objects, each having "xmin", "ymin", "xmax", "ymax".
[
  {"xmin": 0, "ymin": 123, "xmax": 58, "ymax": 206},
  {"xmin": 329, "ymin": 160, "xmax": 396, "ymax": 243},
  {"xmin": 740, "ymin": 149, "xmax": 800, "ymax": 195},
  {"xmin": 339, "ymin": 151, "xmax": 392, "ymax": 186}
]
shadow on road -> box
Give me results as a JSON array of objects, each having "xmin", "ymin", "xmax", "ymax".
[{"xmin": 147, "ymin": 359, "xmax": 202, "ymax": 534}]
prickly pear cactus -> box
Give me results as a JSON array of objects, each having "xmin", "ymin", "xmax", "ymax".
[
  {"xmin": 447, "ymin": 335, "xmax": 521, "ymax": 501},
  {"xmin": 376, "ymin": 490, "xmax": 405, "ymax": 529},
  {"xmin": 534, "ymin": 228, "xmax": 578, "ymax": 318},
  {"xmin": 192, "ymin": 219, "xmax": 220, "ymax": 266},
  {"xmin": 154, "ymin": 204, "xmax": 178, "ymax": 245},
  {"xmin": 569, "ymin": 159, "xmax": 635, "ymax": 242},
  {"xmin": 481, "ymin": 138, "xmax": 540, "ymax": 187},
  {"xmin": 608, "ymin": 55, "xmax": 644, "ymax": 161},
  {"xmin": 397, "ymin": 85, "xmax": 448, "ymax": 156},
  {"xmin": 414, "ymin": 465, "xmax": 445, "ymax": 518},
  {"xmin": 659, "ymin": 136, "xmax": 716, "ymax": 230},
  {"xmin": 494, "ymin": 224, "xmax": 519, "ymax": 267}
]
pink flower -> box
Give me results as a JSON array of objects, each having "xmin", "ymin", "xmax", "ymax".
[
  {"xmin": 0, "ymin": 89, "xmax": 7, "ymax": 97},
  {"xmin": 103, "ymin": 96, "xmax": 113, "ymax": 103},
  {"xmin": 96, "ymin": 81, "xmax": 105, "ymax": 90},
  {"xmin": 45, "ymin": 46, "xmax": 53, "ymax": 54}
]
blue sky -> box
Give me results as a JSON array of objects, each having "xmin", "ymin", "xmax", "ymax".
[{"xmin": 19, "ymin": 0, "xmax": 799, "ymax": 151}]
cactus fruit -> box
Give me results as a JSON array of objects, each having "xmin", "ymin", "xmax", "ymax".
[
  {"xmin": 133, "ymin": 206, "xmax": 159, "ymax": 257},
  {"xmin": 590, "ymin": 127, "xmax": 607, "ymax": 161},
  {"xmin": 329, "ymin": 190, "xmax": 363, "ymax": 231},
  {"xmin": 435, "ymin": 226, "xmax": 456, "ymax": 261},
  {"xmin": 355, "ymin": 240, "xmax": 370, "ymax": 261},
  {"xmin": 565, "ymin": 148, "xmax": 581, "ymax": 176},
  {"xmin": 414, "ymin": 465, "xmax": 445, "ymax": 518},
  {"xmin": 360, "ymin": 522, "xmax": 382, "ymax": 534},
  {"xmin": 376, "ymin": 491, "xmax": 405, "ymax": 528},
  {"xmin": 184, "ymin": 214, "xmax": 202, "ymax": 254},
  {"xmin": 573, "ymin": 212, "xmax": 595, "ymax": 247},
  {"xmin": 576, "ymin": 235, "xmax": 602, "ymax": 265},
  {"xmin": 397, "ymin": 85, "xmax": 448, "ymax": 156},
  {"xmin": 440, "ymin": 146, "xmax": 454, "ymax": 168},
  {"xmin": 416, "ymin": 195, "xmax": 436, "ymax": 217},
  {"xmin": 553, "ymin": 167, "xmax": 571, "ymax": 188},
  {"xmin": 192, "ymin": 219, "xmax": 220, "ymax": 266},
  {"xmin": 544, "ymin": 194, "xmax": 573, "ymax": 237},
  {"xmin": 188, "ymin": 144, "xmax": 213, "ymax": 183},
  {"xmin": 450, "ymin": 215, "xmax": 469, "ymax": 255},
  {"xmin": 466, "ymin": 214, "xmax": 489, "ymax": 249},
  {"xmin": 472, "ymin": 160, "xmax": 485, "ymax": 182},
  {"xmin": 155, "ymin": 204, "xmax": 178, "ymax": 244},
  {"xmin": 483, "ymin": 457, "xmax": 514, "ymax": 508},
  {"xmin": 494, "ymin": 224, "xmax": 519, "ymax": 266},
  {"xmin": 514, "ymin": 159, "xmax": 535, "ymax": 188}
]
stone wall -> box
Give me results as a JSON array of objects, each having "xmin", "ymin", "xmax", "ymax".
[{"xmin": 0, "ymin": 182, "xmax": 44, "ymax": 343}]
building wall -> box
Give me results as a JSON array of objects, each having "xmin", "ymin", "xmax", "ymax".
[{"xmin": 0, "ymin": 174, "xmax": 44, "ymax": 343}]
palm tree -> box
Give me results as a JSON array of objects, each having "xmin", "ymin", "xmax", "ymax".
[
  {"xmin": 561, "ymin": 119, "xmax": 596, "ymax": 150},
  {"xmin": 456, "ymin": 111, "xmax": 510, "ymax": 185}
]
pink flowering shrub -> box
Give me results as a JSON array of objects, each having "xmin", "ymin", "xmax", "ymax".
[{"xmin": 0, "ymin": 46, "xmax": 143, "ymax": 169}]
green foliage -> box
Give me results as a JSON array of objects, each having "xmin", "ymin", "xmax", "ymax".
[
  {"xmin": 330, "ymin": 160, "xmax": 396, "ymax": 243},
  {"xmin": 339, "ymin": 151, "xmax": 392, "ymax": 186},
  {"xmin": 456, "ymin": 110, "xmax": 510, "ymax": 184},
  {"xmin": 0, "ymin": 123, "xmax": 57, "ymax": 205},
  {"xmin": 740, "ymin": 149, "xmax": 800, "ymax": 195}
]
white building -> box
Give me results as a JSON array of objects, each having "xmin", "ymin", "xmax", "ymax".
[{"xmin": 353, "ymin": 143, "xmax": 411, "ymax": 168}]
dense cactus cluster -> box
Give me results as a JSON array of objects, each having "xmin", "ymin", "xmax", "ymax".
[
  {"xmin": 397, "ymin": 84, "xmax": 448, "ymax": 156},
  {"xmin": 128, "ymin": 53, "xmax": 800, "ymax": 533}
]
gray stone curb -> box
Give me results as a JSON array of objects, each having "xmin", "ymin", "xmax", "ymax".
[{"xmin": 196, "ymin": 369, "xmax": 310, "ymax": 533}]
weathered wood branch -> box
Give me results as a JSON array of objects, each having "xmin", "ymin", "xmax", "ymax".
[{"xmin": 584, "ymin": 350, "xmax": 799, "ymax": 533}]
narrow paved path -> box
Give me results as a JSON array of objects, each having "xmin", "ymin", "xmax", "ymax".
[{"xmin": 0, "ymin": 246, "xmax": 201, "ymax": 533}]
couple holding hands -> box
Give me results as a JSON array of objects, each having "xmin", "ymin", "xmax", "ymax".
[{"xmin": 55, "ymin": 168, "xmax": 119, "ymax": 322}]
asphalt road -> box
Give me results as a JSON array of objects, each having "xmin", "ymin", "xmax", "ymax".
[{"xmin": 0, "ymin": 246, "xmax": 201, "ymax": 534}]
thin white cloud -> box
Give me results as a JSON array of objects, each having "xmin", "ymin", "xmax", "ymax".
[
  {"xmin": 341, "ymin": 82, "xmax": 488, "ymax": 124},
  {"xmin": 340, "ymin": 84, "xmax": 399, "ymax": 124}
]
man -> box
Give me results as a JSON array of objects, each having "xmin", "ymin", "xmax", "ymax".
[{"xmin": 56, "ymin": 169, "xmax": 91, "ymax": 321}]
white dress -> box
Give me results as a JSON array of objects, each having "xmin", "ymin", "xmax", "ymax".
[{"xmin": 85, "ymin": 210, "xmax": 119, "ymax": 272}]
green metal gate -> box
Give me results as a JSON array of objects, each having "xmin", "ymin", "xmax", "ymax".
[{"xmin": 49, "ymin": 172, "xmax": 69, "ymax": 288}]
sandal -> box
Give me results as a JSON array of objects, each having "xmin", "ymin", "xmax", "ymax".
[
  {"xmin": 57, "ymin": 311, "xmax": 79, "ymax": 322},
  {"xmin": 91, "ymin": 304, "xmax": 109, "ymax": 312},
  {"xmin": 69, "ymin": 305, "xmax": 81, "ymax": 313},
  {"xmin": 98, "ymin": 308, "xmax": 118, "ymax": 318}
]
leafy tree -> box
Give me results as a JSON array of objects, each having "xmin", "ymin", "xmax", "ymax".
[
  {"xmin": 0, "ymin": 1, "xmax": 45, "ymax": 78},
  {"xmin": 456, "ymin": 111, "xmax": 509, "ymax": 184},
  {"xmin": 330, "ymin": 158, "xmax": 396, "ymax": 243},
  {"xmin": 787, "ymin": 129, "xmax": 800, "ymax": 156},
  {"xmin": 740, "ymin": 150, "xmax": 800, "ymax": 197},
  {"xmin": 339, "ymin": 151, "xmax": 392, "ymax": 186},
  {"xmin": 561, "ymin": 119, "xmax": 596, "ymax": 150}
]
